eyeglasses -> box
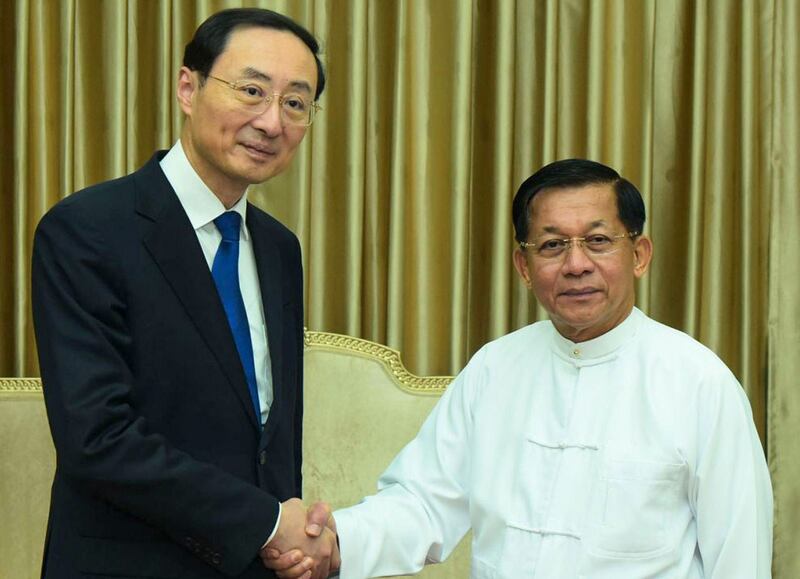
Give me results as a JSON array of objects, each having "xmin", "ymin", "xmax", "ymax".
[
  {"xmin": 206, "ymin": 74, "xmax": 321, "ymax": 127},
  {"xmin": 519, "ymin": 232, "xmax": 639, "ymax": 260}
]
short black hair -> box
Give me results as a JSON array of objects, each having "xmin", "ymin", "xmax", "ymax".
[
  {"xmin": 183, "ymin": 8, "xmax": 326, "ymax": 100},
  {"xmin": 512, "ymin": 158, "xmax": 646, "ymax": 243}
]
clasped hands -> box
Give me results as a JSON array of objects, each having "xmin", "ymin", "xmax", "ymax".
[{"xmin": 260, "ymin": 498, "xmax": 338, "ymax": 579}]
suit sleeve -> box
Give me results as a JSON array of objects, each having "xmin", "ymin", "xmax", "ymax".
[
  {"xmin": 32, "ymin": 202, "xmax": 277, "ymax": 576},
  {"xmin": 294, "ymin": 244, "xmax": 304, "ymax": 499}
]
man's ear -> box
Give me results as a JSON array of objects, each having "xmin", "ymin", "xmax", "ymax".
[
  {"xmin": 632, "ymin": 234, "xmax": 653, "ymax": 278},
  {"xmin": 176, "ymin": 66, "xmax": 198, "ymax": 116},
  {"xmin": 513, "ymin": 247, "xmax": 533, "ymax": 289}
]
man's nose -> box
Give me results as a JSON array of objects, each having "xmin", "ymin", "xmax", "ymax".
[
  {"xmin": 561, "ymin": 240, "xmax": 594, "ymax": 274},
  {"xmin": 251, "ymin": 99, "xmax": 283, "ymax": 136}
]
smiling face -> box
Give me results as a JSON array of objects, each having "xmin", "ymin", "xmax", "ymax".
[
  {"xmin": 513, "ymin": 183, "xmax": 653, "ymax": 342},
  {"xmin": 176, "ymin": 26, "xmax": 318, "ymax": 203}
]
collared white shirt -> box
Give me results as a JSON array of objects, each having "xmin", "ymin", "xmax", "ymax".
[
  {"xmin": 335, "ymin": 308, "xmax": 773, "ymax": 578},
  {"xmin": 160, "ymin": 140, "xmax": 273, "ymax": 424}
]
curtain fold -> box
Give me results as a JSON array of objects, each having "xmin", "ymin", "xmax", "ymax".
[
  {"xmin": 3, "ymin": 0, "xmax": 797, "ymax": 575},
  {"xmin": 768, "ymin": 1, "xmax": 799, "ymax": 575},
  {"xmin": 0, "ymin": 0, "xmax": 16, "ymax": 376}
]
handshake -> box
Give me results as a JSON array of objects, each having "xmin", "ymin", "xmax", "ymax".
[{"xmin": 260, "ymin": 498, "xmax": 340, "ymax": 579}]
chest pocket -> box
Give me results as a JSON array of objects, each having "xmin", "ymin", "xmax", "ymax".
[{"xmin": 585, "ymin": 458, "xmax": 687, "ymax": 558}]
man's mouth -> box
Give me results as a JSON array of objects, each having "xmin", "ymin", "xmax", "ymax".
[
  {"xmin": 241, "ymin": 142, "xmax": 277, "ymax": 157},
  {"xmin": 560, "ymin": 287, "xmax": 599, "ymax": 297}
]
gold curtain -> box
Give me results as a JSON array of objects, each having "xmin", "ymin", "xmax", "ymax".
[
  {"xmin": 768, "ymin": 0, "xmax": 799, "ymax": 574},
  {"xmin": 2, "ymin": 0, "xmax": 797, "ymax": 575}
]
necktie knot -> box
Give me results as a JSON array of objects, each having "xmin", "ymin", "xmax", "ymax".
[{"xmin": 214, "ymin": 211, "xmax": 242, "ymax": 242}]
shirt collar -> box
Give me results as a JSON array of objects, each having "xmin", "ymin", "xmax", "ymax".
[
  {"xmin": 551, "ymin": 307, "xmax": 642, "ymax": 362},
  {"xmin": 159, "ymin": 140, "xmax": 250, "ymax": 240}
]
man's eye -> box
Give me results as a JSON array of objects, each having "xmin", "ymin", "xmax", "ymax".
[
  {"xmin": 586, "ymin": 235, "xmax": 612, "ymax": 246},
  {"xmin": 282, "ymin": 96, "xmax": 307, "ymax": 111},
  {"xmin": 241, "ymin": 85, "xmax": 264, "ymax": 98},
  {"xmin": 540, "ymin": 239, "xmax": 566, "ymax": 250}
]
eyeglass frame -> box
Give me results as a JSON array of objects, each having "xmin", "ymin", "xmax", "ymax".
[
  {"xmin": 204, "ymin": 74, "xmax": 322, "ymax": 127},
  {"xmin": 519, "ymin": 231, "xmax": 641, "ymax": 259}
]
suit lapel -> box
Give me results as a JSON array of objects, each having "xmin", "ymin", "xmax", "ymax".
[
  {"xmin": 134, "ymin": 156, "xmax": 260, "ymax": 430},
  {"xmin": 247, "ymin": 209, "xmax": 285, "ymax": 444}
]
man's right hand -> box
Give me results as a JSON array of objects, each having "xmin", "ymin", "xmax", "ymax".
[
  {"xmin": 303, "ymin": 501, "xmax": 337, "ymax": 538},
  {"xmin": 261, "ymin": 500, "xmax": 339, "ymax": 578},
  {"xmin": 260, "ymin": 499, "xmax": 339, "ymax": 579}
]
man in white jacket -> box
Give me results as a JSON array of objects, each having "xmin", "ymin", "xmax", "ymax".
[{"xmin": 268, "ymin": 159, "xmax": 773, "ymax": 578}]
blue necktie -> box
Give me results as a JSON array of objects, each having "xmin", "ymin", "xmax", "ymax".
[{"xmin": 212, "ymin": 212, "xmax": 260, "ymax": 420}]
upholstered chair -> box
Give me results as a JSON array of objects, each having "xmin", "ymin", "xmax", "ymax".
[{"xmin": 0, "ymin": 332, "xmax": 470, "ymax": 579}]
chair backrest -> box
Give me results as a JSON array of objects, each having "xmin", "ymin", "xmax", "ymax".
[
  {"xmin": 0, "ymin": 331, "xmax": 470, "ymax": 579},
  {"xmin": 0, "ymin": 379, "xmax": 54, "ymax": 579},
  {"xmin": 302, "ymin": 331, "xmax": 470, "ymax": 578}
]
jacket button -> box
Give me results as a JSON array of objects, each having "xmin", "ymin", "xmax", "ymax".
[
  {"xmin": 211, "ymin": 554, "xmax": 221, "ymax": 565},
  {"xmin": 259, "ymin": 451, "xmax": 267, "ymax": 465}
]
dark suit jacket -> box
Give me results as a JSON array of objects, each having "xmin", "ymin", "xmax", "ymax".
[{"xmin": 31, "ymin": 152, "xmax": 304, "ymax": 578}]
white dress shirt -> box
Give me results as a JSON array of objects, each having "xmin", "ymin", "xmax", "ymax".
[
  {"xmin": 160, "ymin": 140, "xmax": 273, "ymax": 425},
  {"xmin": 335, "ymin": 308, "xmax": 773, "ymax": 578}
]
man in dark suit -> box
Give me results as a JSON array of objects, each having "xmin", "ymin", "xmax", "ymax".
[{"xmin": 31, "ymin": 8, "xmax": 336, "ymax": 579}]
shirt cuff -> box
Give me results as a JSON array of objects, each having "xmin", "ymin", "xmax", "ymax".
[
  {"xmin": 261, "ymin": 501, "xmax": 282, "ymax": 549},
  {"xmin": 332, "ymin": 507, "xmax": 363, "ymax": 579}
]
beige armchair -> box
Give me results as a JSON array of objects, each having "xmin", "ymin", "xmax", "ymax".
[
  {"xmin": 0, "ymin": 378, "xmax": 53, "ymax": 579},
  {"xmin": 302, "ymin": 331, "xmax": 470, "ymax": 578},
  {"xmin": 0, "ymin": 332, "xmax": 470, "ymax": 579}
]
